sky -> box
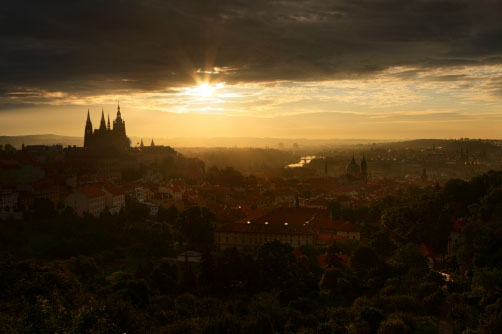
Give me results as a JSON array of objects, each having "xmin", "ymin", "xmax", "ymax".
[{"xmin": 1, "ymin": 0, "xmax": 502, "ymax": 139}]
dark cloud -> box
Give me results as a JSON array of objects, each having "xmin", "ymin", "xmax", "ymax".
[{"xmin": 1, "ymin": 0, "xmax": 501, "ymax": 97}]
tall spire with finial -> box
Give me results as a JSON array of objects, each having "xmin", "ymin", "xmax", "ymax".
[
  {"xmin": 107, "ymin": 113, "xmax": 111, "ymax": 130},
  {"xmin": 99, "ymin": 109, "xmax": 106, "ymax": 130},
  {"xmin": 117, "ymin": 101, "xmax": 121, "ymax": 117},
  {"xmin": 84, "ymin": 109, "xmax": 93, "ymax": 148},
  {"xmin": 361, "ymin": 154, "xmax": 368, "ymax": 182}
]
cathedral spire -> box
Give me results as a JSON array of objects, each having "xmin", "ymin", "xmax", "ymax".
[
  {"xmin": 107, "ymin": 113, "xmax": 111, "ymax": 129},
  {"xmin": 84, "ymin": 109, "xmax": 93, "ymax": 148},
  {"xmin": 140, "ymin": 139, "xmax": 144, "ymax": 147},
  {"xmin": 150, "ymin": 139, "xmax": 155, "ymax": 147},
  {"xmin": 117, "ymin": 101, "xmax": 121, "ymax": 117},
  {"xmin": 99, "ymin": 109, "xmax": 106, "ymax": 130}
]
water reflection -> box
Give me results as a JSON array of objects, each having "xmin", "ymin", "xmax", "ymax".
[{"xmin": 286, "ymin": 156, "xmax": 317, "ymax": 168}]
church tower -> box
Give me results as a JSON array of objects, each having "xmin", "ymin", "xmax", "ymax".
[
  {"xmin": 346, "ymin": 154, "xmax": 360, "ymax": 179},
  {"xmin": 113, "ymin": 103, "xmax": 126, "ymax": 137},
  {"xmin": 361, "ymin": 155, "xmax": 368, "ymax": 182},
  {"xmin": 84, "ymin": 109, "xmax": 93, "ymax": 147},
  {"xmin": 112, "ymin": 102, "xmax": 129, "ymax": 149}
]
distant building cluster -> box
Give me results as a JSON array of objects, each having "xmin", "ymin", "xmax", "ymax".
[
  {"xmin": 64, "ymin": 184, "xmax": 125, "ymax": 216},
  {"xmin": 1, "ymin": 108, "xmax": 489, "ymax": 262}
]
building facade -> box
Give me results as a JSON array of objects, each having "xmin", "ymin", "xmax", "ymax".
[
  {"xmin": 215, "ymin": 207, "xmax": 360, "ymax": 251},
  {"xmin": 65, "ymin": 186, "xmax": 106, "ymax": 216},
  {"xmin": 103, "ymin": 185, "xmax": 125, "ymax": 214}
]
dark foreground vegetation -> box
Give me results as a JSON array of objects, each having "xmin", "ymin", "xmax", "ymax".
[{"xmin": 2, "ymin": 171, "xmax": 502, "ymax": 333}]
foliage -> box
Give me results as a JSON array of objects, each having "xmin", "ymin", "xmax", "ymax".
[{"xmin": 3, "ymin": 170, "xmax": 502, "ymax": 333}]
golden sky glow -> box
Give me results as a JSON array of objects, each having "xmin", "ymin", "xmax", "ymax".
[{"xmin": 1, "ymin": 64, "xmax": 501, "ymax": 140}]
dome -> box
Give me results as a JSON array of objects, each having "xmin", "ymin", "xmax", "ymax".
[{"xmin": 346, "ymin": 157, "xmax": 361, "ymax": 177}]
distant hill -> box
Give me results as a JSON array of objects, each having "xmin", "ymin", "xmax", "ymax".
[
  {"xmin": 376, "ymin": 138, "xmax": 499, "ymax": 152},
  {"xmin": 7, "ymin": 135, "xmax": 493, "ymax": 151},
  {"xmin": 0, "ymin": 135, "xmax": 82, "ymax": 148},
  {"xmin": 0, "ymin": 135, "xmax": 392, "ymax": 150},
  {"xmin": 132, "ymin": 137, "xmax": 393, "ymax": 149}
]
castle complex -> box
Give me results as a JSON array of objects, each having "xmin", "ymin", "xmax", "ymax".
[{"xmin": 84, "ymin": 103, "xmax": 130, "ymax": 151}]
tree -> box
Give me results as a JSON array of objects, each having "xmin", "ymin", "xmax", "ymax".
[
  {"xmin": 258, "ymin": 241, "xmax": 296, "ymax": 288},
  {"xmin": 351, "ymin": 247, "xmax": 379, "ymax": 271},
  {"xmin": 199, "ymin": 250, "xmax": 216, "ymax": 291},
  {"xmin": 390, "ymin": 244, "xmax": 429, "ymax": 273},
  {"xmin": 319, "ymin": 268, "xmax": 343, "ymax": 290},
  {"xmin": 153, "ymin": 258, "xmax": 178, "ymax": 295},
  {"xmin": 149, "ymin": 222, "xmax": 174, "ymax": 257},
  {"xmin": 32, "ymin": 198, "xmax": 55, "ymax": 220},
  {"xmin": 125, "ymin": 197, "xmax": 149, "ymax": 220},
  {"xmin": 329, "ymin": 201, "xmax": 342, "ymax": 220},
  {"xmin": 377, "ymin": 318, "xmax": 409, "ymax": 334},
  {"xmin": 206, "ymin": 166, "xmax": 244, "ymax": 187},
  {"xmin": 370, "ymin": 232, "xmax": 396, "ymax": 259},
  {"xmin": 179, "ymin": 262, "xmax": 197, "ymax": 293},
  {"xmin": 157, "ymin": 205, "xmax": 178, "ymax": 223},
  {"xmin": 327, "ymin": 242, "xmax": 345, "ymax": 268},
  {"xmin": 177, "ymin": 207, "xmax": 215, "ymax": 251}
]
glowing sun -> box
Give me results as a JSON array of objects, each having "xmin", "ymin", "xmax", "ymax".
[
  {"xmin": 194, "ymin": 83, "xmax": 216, "ymax": 97},
  {"xmin": 186, "ymin": 82, "xmax": 224, "ymax": 98}
]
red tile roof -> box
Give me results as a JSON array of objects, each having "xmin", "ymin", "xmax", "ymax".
[
  {"xmin": 169, "ymin": 185, "xmax": 183, "ymax": 193},
  {"xmin": 103, "ymin": 185, "xmax": 124, "ymax": 196},
  {"xmin": 452, "ymin": 218, "xmax": 463, "ymax": 233},
  {"xmin": 80, "ymin": 186, "xmax": 105, "ymax": 198},
  {"xmin": 332, "ymin": 221, "xmax": 360, "ymax": 233},
  {"xmin": 317, "ymin": 253, "xmax": 350, "ymax": 269},
  {"xmin": 317, "ymin": 233, "xmax": 345, "ymax": 242},
  {"xmin": 419, "ymin": 243, "xmax": 434, "ymax": 258},
  {"xmin": 215, "ymin": 221, "xmax": 314, "ymax": 235},
  {"xmin": 318, "ymin": 254, "xmax": 328, "ymax": 269},
  {"xmin": 293, "ymin": 248, "xmax": 307, "ymax": 259}
]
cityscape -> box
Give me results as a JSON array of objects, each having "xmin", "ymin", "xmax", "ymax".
[{"xmin": 1, "ymin": 1, "xmax": 502, "ymax": 333}]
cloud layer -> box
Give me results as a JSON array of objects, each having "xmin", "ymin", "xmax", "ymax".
[{"xmin": 1, "ymin": 0, "xmax": 502, "ymax": 97}]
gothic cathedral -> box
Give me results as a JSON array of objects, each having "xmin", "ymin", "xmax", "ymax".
[{"xmin": 84, "ymin": 103, "xmax": 130, "ymax": 151}]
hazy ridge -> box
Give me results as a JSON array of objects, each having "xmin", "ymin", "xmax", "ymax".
[{"xmin": 1, "ymin": 134, "xmax": 395, "ymax": 149}]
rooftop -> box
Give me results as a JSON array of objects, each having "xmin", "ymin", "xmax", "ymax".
[{"xmin": 80, "ymin": 186, "xmax": 105, "ymax": 198}]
